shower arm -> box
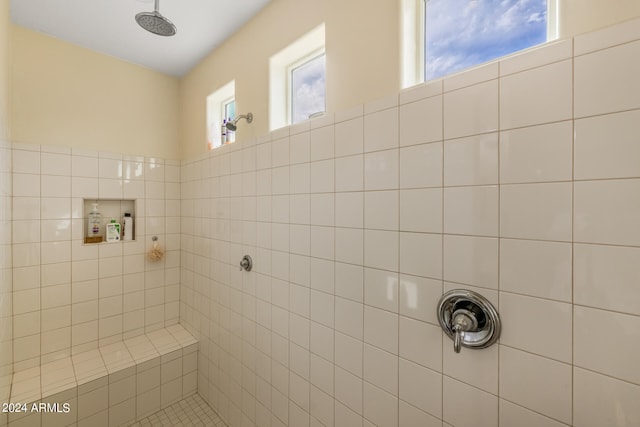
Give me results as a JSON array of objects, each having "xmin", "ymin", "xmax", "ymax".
[{"xmin": 232, "ymin": 113, "xmax": 253, "ymax": 126}]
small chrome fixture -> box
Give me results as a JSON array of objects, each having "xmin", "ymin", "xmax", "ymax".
[
  {"xmin": 136, "ymin": 0, "xmax": 177, "ymax": 37},
  {"xmin": 239, "ymin": 255, "xmax": 253, "ymax": 272},
  {"xmin": 225, "ymin": 113, "xmax": 253, "ymax": 132},
  {"xmin": 438, "ymin": 289, "xmax": 501, "ymax": 353}
]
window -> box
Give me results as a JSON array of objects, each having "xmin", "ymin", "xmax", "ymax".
[
  {"xmin": 270, "ymin": 24, "xmax": 326, "ymax": 130},
  {"xmin": 290, "ymin": 52, "xmax": 326, "ymax": 125},
  {"xmin": 206, "ymin": 81, "xmax": 235, "ymax": 150},
  {"xmin": 401, "ymin": 0, "xmax": 558, "ymax": 87}
]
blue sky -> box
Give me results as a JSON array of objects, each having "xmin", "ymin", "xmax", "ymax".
[
  {"xmin": 425, "ymin": 0, "xmax": 547, "ymax": 79},
  {"xmin": 291, "ymin": 54, "xmax": 326, "ymax": 124}
]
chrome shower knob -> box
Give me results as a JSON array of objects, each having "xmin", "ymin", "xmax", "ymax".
[
  {"xmin": 239, "ymin": 255, "xmax": 253, "ymax": 272},
  {"xmin": 438, "ymin": 289, "xmax": 501, "ymax": 353}
]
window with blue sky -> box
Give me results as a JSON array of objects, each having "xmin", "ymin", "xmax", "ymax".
[
  {"xmin": 425, "ymin": 0, "xmax": 547, "ymax": 80},
  {"xmin": 291, "ymin": 53, "xmax": 326, "ymax": 124}
]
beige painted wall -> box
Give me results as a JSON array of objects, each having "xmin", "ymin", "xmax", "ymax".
[
  {"xmin": 10, "ymin": 25, "xmax": 180, "ymax": 159},
  {"xmin": 179, "ymin": 0, "xmax": 400, "ymax": 160},
  {"xmin": 560, "ymin": 0, "xmax": 640, "ymax": 38},
  {"xmin": 0, "ymin": 0, "xmax": 9, "ymax": 141}
]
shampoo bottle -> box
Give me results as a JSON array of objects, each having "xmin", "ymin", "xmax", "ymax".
[
  {"xmin": 123, "ymin": 213, "xmax": 133, "ymax": 241},
  {"xmin": 87, "ymin": 203, "xmax": 102, "ymax": 238}
]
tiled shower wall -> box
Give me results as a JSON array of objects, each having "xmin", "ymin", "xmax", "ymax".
[
  {"xmin": 0, "ymin": 140, "xmax": 12, "ymax": 426},
  {"xmin": 10, "ymin": 144, "xmax": 181, "ymax": 371},
  {"xmin": 180, "ymin": 18, "xmax": 640, "ymax": 427}
]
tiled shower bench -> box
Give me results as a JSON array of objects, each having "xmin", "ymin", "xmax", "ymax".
[{"xmin": 6, "ymin": 324, "xmax": 198, "ymax": 427}]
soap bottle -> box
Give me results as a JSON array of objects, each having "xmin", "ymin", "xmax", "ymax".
[
  {"xmin": 87, "ymin": 203, "xmax": 102, "ymax": 238},
  {"xmin": 106, "ymin": 219, "xmax": 121, "ymax": 242},
  {"xmin": 221, "ymin": 119, "xmax": 227, "ymax": 145},
  {"xmin": 123, "ymin": 213, "xmax": 133, "ymax": 241}
]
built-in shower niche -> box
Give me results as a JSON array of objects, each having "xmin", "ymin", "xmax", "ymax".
[{"xmin": 83, "ymin": 198, "xmax": 136, "ymax": 244}]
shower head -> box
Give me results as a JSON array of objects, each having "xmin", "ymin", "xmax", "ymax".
[
  {"xmin": 225, "ymin": 113, "xmax": 254, "ymax": 131},
  {"xmin": 136, "ymin": 0, "xmax": 177, "ymax": 37}
]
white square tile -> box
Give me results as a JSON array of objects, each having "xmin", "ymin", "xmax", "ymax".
[
  {"xmin": 444, "ymin": 186, "xmax": 498, "ymax": 237},
  {"xmin": 399, "ymin": 316, "xmax": 441, "ymax": 371},
  {"xmin": 399, "ymin": 275, "xmax": 441, "ymax": 325},
  {"xmin": 363, "ymin": 382, "xmax": 398, "ymax": 427},
  {"xmin": 310, "ymin": 125, "xmax": 334, "ymax": 161},
  {"xmin": 335, "ymin": 297, "xmax": 364, "ymax": 340},
  {"xmin": 335, "ymin": 228, "xmax": 363, "ymax": 265},
  {"xmin": 399, "ymin": 96, "xmax": 442, "ymax": 147},
  {"xmin": 399, "ymin": 358, "xmax": 441, "ymax": 418},
  {"xmin": 500, "ymin": 182, "xmax": 572, "ymax": 241},
  {"xmin": 364, "ymin": 344, "xmax": 398, "ymax": 395},
  {"xmin": 399, "ymin": 142, "xmax": 442, "ymax": 189},
  {"xmin": 290, "ymin": 194, "xmax": 310, "ymax": 225},
  {"xmin": 335, "ymin": 367, "xmax": 363, "ymax": 416},
  {"xmin": 363, "ymin": 306, "xmax": 398, "ymax": 354},
  {"xmin": 364, "ymin": 230, "xmax": 398, "ymax": 272},
  {"xmin": 399, "ymin": 188, "xmax": 441, "ymax": 233},
  {"xmin": 575, "ymin": 40, "xmax": 640, "ymax": 118},
  {"xmin": 400, "ymin": 80, "xmax": 442, "ymax": 104},
  {"xmin": 335, "ymin": 192, "xmax": 363, "ymax": 228},
  {"xmin": 41, "ymin": 152, "xmax": 71, "ymax": 176},
  {"xmin": 364, "ymin": 268, "xmax": 398, "ymax": 312},
  {"xmin": 335, "ymin": 155, "xmax": 363, "ymax": 192},
  {"xmin": 271, "ymin": 137, "xmax": 290, "ymax": 168},
  {"xmin": 444, "ymin": 235, "xmax": 497, "ymax": 289},
  {"xmin": 574, "ymin": 179, "xmax": 640, "ymax": 246},
  {"xmin": 310, "ymin": 226, "xmax": 334, "ymax": 260},
  {"xmin": 444, "ymin": 80, "xmax": 498, "ymax": 139},
  {"xmin": 500, "ymin": 39, "xmax": 573, "ymax": 76},
  {"xmin": 500, "ymin": 292, "xmax": 572, "ymax": 363},
  {"xmin": 365, "ymin": 190, "xmax": 398, "ymax": 230},
  {"xmin": 500, "ymin": 346, "xmax": 572, "ymax": 424},
  {"xmin": 310, "ymin": 193, "xmax": 334, "ymax": 226},
  {"xmin": 500, "ymin": 60, "xmax": 572, "ymax": 129},
  {"xmin": 290, "ymin": 131, "xmax": 310, "ymax": 164},
  {"xmin": 13, "ymin": 173, "xmax": 40, "ymax": 197},
  {"xmin": 575, "ymin": 243, "xmax": 640, "ymax": 316},
  {"xmin": 575, "ymin": 109, "xmax": 640, "ymax": 180},
  {"xmin": 335, "ymin": 262, "xmax": 364, "ymax": 303},
  {"xmin": 399, "ymin": 232, "xmax": 442, "ymax": 279},
  {"xmin": 499, "ymin": 399, "xmax": 568, "ymax": 427},
  {"xmin": 364, "ymin": 108, "xmax": 398, "ymax": 153},
  {"xmin": 335, "ymin": 117, "xmax": 364, "ymax": 158},
  {"xmin": 444, "ymin": 339, "xmax": 498, "ymax": 394},
  {"xmin": 310, "ymin": 290, "xmax": 334, "ymax": 328},
  {"xmin": 574, "ymin": 306, "xmax": 640, "ymax": 385},
  {"xmin": 399, "ymin": 400, "xmax": 441, "ymax": 427},
  {"xmin": 444, "ymin": 133, "xmax": 498, "ymax": 186},
  {"xmin": 573, "ymin": 367, "xmax": 640, "ymax": 427},
  {"xmin": 364, "ymin": 149, "xmax": 398, "ymax": 191},
  {"xmin": 271, "ymin": 166, "xmax": 290, "ymax": 195},
  {"xmin": 335, "ymin": 331, "xmax": 363, "ymax": 377},
  {"xmin": 290, "ymin": 163, "xmax": 310, "ymax": 194},
  {"xmin": 500, "ymin": 121, "xmax": 573, "ymax": 184},
  {"xmin": 500, "ymin": 239, "xmax": 572, "ymax": 302},
  {"xmin": 444, "ymin": 62, "xmax": 498, "ymax": 92},
  {"xmin": 310, "ymin": 160, "xmax": 334, "ymax": 193},
  {"xmin": 14, "ymin": 149, "xmax": 41, "ymax": 174},
  {"xmin": 443, "ymin": 376, "xmax": 497, "ymax": 427}
]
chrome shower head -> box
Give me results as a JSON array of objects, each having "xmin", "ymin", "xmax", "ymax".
[
  {"xmin": 225, "ymin": 113, "xmax": 254, "ymax": 131},
  {"xmin": 136, "ymin": 0, "xmax": 177, "ymax": 37}
]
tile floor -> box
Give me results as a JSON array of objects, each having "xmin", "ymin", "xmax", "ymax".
[{"xmin": 128, "ymin": 393, "xmax": 226, "ymax": 426}]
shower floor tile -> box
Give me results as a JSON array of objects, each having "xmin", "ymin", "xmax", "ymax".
[{"xmin": 128, "ymin": 393, "xmax": 226, "ymax": 427}]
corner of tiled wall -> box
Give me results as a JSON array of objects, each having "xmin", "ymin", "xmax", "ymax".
[
  {"xmin": 181, "ymin": 16, "xmax": 640, "ymax": 427},
  {"xmin": 10, "ymin": 143, "xmax": 181, "ymax": 371},
  {"xmin": 0, "ymin": 139, "xmax": 12, "ymax": 427}
]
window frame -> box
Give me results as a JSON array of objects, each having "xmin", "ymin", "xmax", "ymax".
[
  {"xmin": 401, "ymin": 0, "xmax": 559, "ymax": 88},
  {"xmin": 287, "ymin": 48, "xmax": 326, "ymax": 125}
]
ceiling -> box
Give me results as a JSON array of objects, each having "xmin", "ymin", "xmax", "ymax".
[{"xmin": 10, "ymin": 0, "xmax": 272, "ymax": 77}]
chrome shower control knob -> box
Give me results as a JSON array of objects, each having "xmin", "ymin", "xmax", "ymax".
[
  {"xmin": 239, "ymin": 255, "xmax": 253, "ymax": 272},
  {"xmin": 437, "ymin": 290, "xmax": 500, "ymax": 353}
]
